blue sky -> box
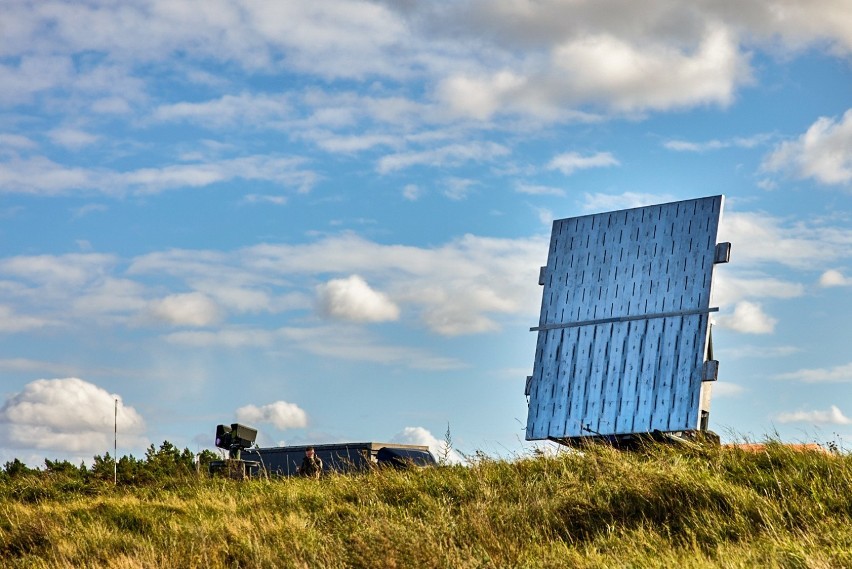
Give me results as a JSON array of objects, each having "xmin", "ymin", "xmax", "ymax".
[{"xmin": 1, "ymin": 1, "xmax": 851, "ymax": 465}]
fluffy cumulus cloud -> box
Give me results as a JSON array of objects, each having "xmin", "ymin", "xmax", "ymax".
[
  {"xmin": 65, "ymin": 231, "xmax": 545, "ymax": 339},
  {"xmin": 820, "ymin": 269, "xmax": 852, "ymax": 287},
  {"xmin": 714, "ymin": 301, "xmax": 777, "ymax": 334},
  {"xmin": 763, "ymin": 109, "xmax": 852, "ymax": 186},
  {"xmin": 434, "ymin": 18, "xmax": 750, "ymax": 118},
  {"xmin": 0, "ymin": 378, "xmax": 146, "ymax": 454},
  {"xmin": 775, "ymin": 405, "xmax": 852, "ymax": 425},
  {"xmin": 236, "ymin": 233, "xmax": 545, "ymax": 336},
  {"xmin": 147, "ymin": 292, "xmax": 222, "ymax": 327},
  {"xmin": 0, "ymin": 228, "xmax": 540, "ymax": 341},
  {"xmin": 316, "ymin": 275, "xmax": 400, "ymax": 323},
  {"xmin": 235, "ymin": 401, "xmax": 308, "ymax": 430},
  {"xmin": 392, "ymin": 426, "xmax": 463, "ymax": 464}
]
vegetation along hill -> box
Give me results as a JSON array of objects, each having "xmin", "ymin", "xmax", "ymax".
[{"xmin": 1, "ymin": 440, "xmax": 851, "ymax": 568}]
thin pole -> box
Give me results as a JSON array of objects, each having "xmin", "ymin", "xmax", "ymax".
[{"xmin": 114, "ymin": 399, "xmax": 118, "ymax": 485}]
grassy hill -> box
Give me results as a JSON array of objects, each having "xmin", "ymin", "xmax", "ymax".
[{"xmin": 2, "ymin": 441, "xmax": 851, "ymax": 568}]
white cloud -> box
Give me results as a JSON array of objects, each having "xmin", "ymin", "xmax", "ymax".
[
  {"xmin": 48, "ymin": 127, "xmax": 99, "ymax": 150},
  {"xmin": 516, "ymin": 183, "xmax": 565, "ymax": 197},
  {"xmin": 165, "ymin": 325, "xmax": 466, "ymax": 371},
  {"xmin": 316, "ymin": 275, "xmax": 400, "ymax": 323},
  {"xmin": 72, "ymin": 203, "xmax": 109, "ymax": 218},
  {"xmin": 535, "ymin": 207, "xmax": 554, "ymax": 226},
  {"xmin": 238, "ymin": 233, "xmax": 546, "ymax": 336},
  {"xmin": 714, "ymin": 301, "xmax": 777, "ymax": 334},
  {"xmin": 2, "ymin": 1, "xmax": 850, "ymax": 125},
  {"xmin": 582, "ymin": 191, "xmax": 675, "ymax": 212},
  {"xmin": 235, "ymin": 401, "xmax": 308, "ymax": 430},
  {"xmin": 120, "ymin": 156, "xmax": 318, "ymax": 195},
  {"xmin": 0, "ymin": 358, "xmax": 80, "ymax": 376},
  {"xmin": 377, "ymin": 142, "xmax": 510, "ymax": 174},
  {"xmin": 437, "ymin": 70, "xmax": 527, "ymax": 121},
  {"xmin": 0, "ymin": 55, "xmax": 74, "ymax": 105},
  {"xmin": 711, "ymin": 273, "xmax": 805, "ymax": 306},
  {"xmin": 0, "ymin": 305, "xmax": 54, "ymax": 332},
  {"xmin": 435, "ymin": 23, "xmax": 749, "ymax": 117},
  {"xmin": 391, "ymin": 426, "xmax": 463, "ymax": 464},
  {"xmin": 0, "ymin": 133, "xmax": 37, "ymax": 150},
  {"xmin": 245, "ymin": 1, "xmax": 411, "ymax": 79},
  {"xmin": 548, "ymin": 151, "xmax": 619, "ymax": 176},
  {"xmin": 8, "ymin": 231, "xmax": 544, "ymax": 339},
  {"xmin": 152, "ymin": 92, "xmax": 291, "ymax": 128},
  {"xmin": 91, "ymin": 96, "xmax": 132, "ymax": 114},
  {"xmin": 402, "ymin": 184, "xmax": 421, "ymax": 201},
  {"xmin": 0, "ymin": 155, "xmax": 318, "ymax": 196},
  {"xmin": 717, "ymin": 211, "xmax": 852, "ymax": 269},
  {"xmin": 243, "ymin": 194, "xmax": 288, "ymax": 206},
  {"xmin": 0, "ymin": 156, "xmax": 97, "ymax": 196},
  {"xmin": 73, "ymin": 278, "xmax": 148, "ymax": 316},
  {"xmin": 443, "ymin": 178, "xmax": 477, "ymax": 201},
  {"xmin": 0, "ymin": 252, "xmax": 114, "ymax": 287},
  {"xmin": 0, "ymin": 377, "xmax": 146, "ymax": 454},
  {"xmin": 819, "ymin": 269, "xmax": 852, "ymax": 287},
  {"xmin": 663, "ymin": 134, "xmax": 769, "ymax": 152},
  {"xmin": 776, "ymin": 362, "xmax": 852, "ymax": 383},
  {"xmin": 762, "ymin": 109, "xmax": 852, "ymax": 186},
  {"xmin": 712, "ymin": 382, "xmax": 744, "ymax": 398},
  {"xmin": 165, "ymin": 328, "xmax": 278, "ymax": 349},
  {"xmin": 147, "ymin": 292, "xmax": 222, "ymax": 327},
  {"xmin": 552, "ymin": 26, "xmax": 748, "ymax": 112},
  {"xmin": 721, "ymin": 345, "xmax": 801, "ymax": 360},
  {"xmin": 775, "ymin": 405, "xmax": 852, "ymax": 425},
  {"xmin": 310, "ymin": 132, "xmax": 399, "ymax": 154}
]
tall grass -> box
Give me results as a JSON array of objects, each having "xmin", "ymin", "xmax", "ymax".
[{"xmin": 2, "ymin": 442, "xmax": 851, "ymax": 568}]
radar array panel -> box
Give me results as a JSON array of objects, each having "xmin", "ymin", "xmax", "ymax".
[{"xmin": 525, "ymin": 196, "xmax": 729, "ymax": 441}]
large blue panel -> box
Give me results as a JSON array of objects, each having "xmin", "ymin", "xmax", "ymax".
[{"xmin": 526, "ymin": 196, "xmax": 726, "ymax": 441}]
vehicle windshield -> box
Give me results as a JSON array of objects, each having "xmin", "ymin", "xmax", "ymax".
[{"xmin": 377, "ymin": 447, "xmax": 436, "ymax": 467}]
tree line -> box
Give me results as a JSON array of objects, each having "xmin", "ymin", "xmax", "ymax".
[{"xmin": 1, "ymin": 442, "xmax": 221, "ymax": 485}]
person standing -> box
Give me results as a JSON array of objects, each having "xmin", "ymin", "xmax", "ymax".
[{"xmin": 298, "ymin": 446, "xmax": 323, "ymax": 479}]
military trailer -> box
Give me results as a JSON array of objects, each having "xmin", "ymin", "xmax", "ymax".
[{"xmin": 242, "ymin": 442, "xmax": 436, "ymax": 477}]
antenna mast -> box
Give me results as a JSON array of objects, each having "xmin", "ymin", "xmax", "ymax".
[{"xmin": 114, "ymin": 399, "xmax": 118, "ymax": 485}]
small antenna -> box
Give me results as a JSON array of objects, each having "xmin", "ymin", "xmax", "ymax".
[{"xmin": 114, "ymin": 399, "xmax": 118, "ymax": 485}]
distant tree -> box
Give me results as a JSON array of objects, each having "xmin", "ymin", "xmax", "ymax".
[
  {"xmin": 144, "ymin": 441, "xmax": 195, "ymax": 478},
  {"xmin": 117, "ymin": 454, "xmax": 147, "ymax": 484},
  {"xmin": 90, "ymin": 453, "xmax": 116, "ymax": 481},
  {"xmin": 3, "ymin": 458, "xmax": 37, "ymax": 478},
  {"xmin": 44, "ymin": 458, "xmax": 86, "ymax": 479},
  {"xmin": 439, "ymin": 423, "xmax": 454, "ymax": 465},
  {"xmin": 196, "ymin": 449, "xmax": 219, "ymax": 471}
]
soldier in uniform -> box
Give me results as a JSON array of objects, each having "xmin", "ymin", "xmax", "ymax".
[{"xmin": 298, "ymin": 446, "xmax": 323, "ymax": 479}]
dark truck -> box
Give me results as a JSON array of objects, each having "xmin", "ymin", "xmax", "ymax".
[{"xmin": 242, "ymin": 442, "xmax": 436, "ymax": 477}]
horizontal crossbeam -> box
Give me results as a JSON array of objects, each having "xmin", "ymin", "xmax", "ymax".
[{"xmin": 530, "ymin": 307, "xmax": 719, "ymax": 332}]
